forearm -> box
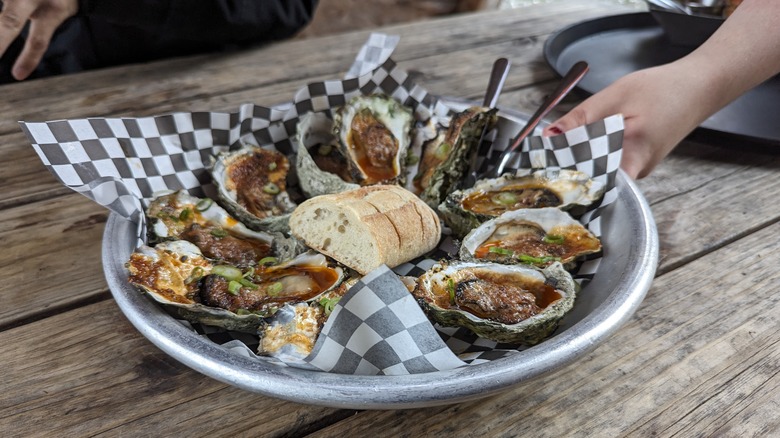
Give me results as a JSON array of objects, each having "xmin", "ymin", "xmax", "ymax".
[{"xmin": 677, "ymin": 0, "xmax": 780, "ymax": 122}]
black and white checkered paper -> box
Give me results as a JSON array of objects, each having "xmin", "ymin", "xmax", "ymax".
[{"xmin": 21, "ymin": 33, "xmax": 624, "ymax": 375}]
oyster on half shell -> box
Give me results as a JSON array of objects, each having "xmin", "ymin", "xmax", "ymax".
[
  {"xmin": 412, "ymin": 261, "xmax": 577, "ymax": 345},
  {"xmin": 413, "ymin": 106, "xmax": 498, "ymax": 209},
  {"xmin": 126, "ymin": 242, "xmax": 344, "ymax": 333},
  {"xmin": 460, "ymin": 207, "xmax": 601, "ymax": 269},
  {"xmin": 333, "ymin": 94, "xmax": 414, "ymax": 186},
  {"xmin": 145, "ymin": 190, "xmax": 291, "ymax": 268},
  {"xmin": 439, "ymin": 169, "xmax": 605, "ymax": 237},
  {"xmin": 211, "ymin": 144, "xmax": 296, "ymax": 233}
]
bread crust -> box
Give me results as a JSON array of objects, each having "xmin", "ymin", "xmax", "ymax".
[{"xmin": 289, "ymin": 185, "xmax": 442, "ymax": 274}]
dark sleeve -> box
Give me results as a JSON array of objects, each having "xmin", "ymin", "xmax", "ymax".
[
  {"xmin": 76, "ymin": 0, "xmax": 318, "ymax": 66},
  {"xmin": 79, "ymin": 0, "xmax": 318, "ymax": 43}
]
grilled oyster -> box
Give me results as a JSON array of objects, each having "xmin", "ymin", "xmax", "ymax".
[
  {"xmin": 333, "ymin": 94, "xmax": 414, "ymax": 186},
  {"xmin": 293, "ymin": 111, "xmax": 360, "ymax": 198},
  {"xmin": 211, "ymin": 144, "xmax": 296, "ymax": 233},
  {"xmin": 412, "ymin": 261, "xmax": 577, "ymax": 345},
  {"xmin": 146, "ymin": 190, "xmax": 303, "ymax": 266},
  {"xmin": 439, "ymin": 169, "xmax": 605, "ymax": 237},
  {"xmin": 126, "ymin": 243, "xmax": 344, "ymax": 333},
  {"xmin": 460, "ymin": 207, "xmax": 601, "ymax": 269},
  {"xmin": 413, "ymin": 106, "xmax": 498, "ymax": 209}
]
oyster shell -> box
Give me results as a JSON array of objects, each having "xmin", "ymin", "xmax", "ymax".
[
  {"xmin": 460, "ymin": 207, "xmax": 601, "ymax": 269},
  {"xmin": 258, "ymin": 302, "xmax": 325, "ymax": 362},
  {"xmin": 413, "ymin": 106, "xmax": 498, "ymax": 209},
  {"xmin": 257, "ymin": 279, "xmax": 350, "ymax": 361},
  {"xmin": 439, "ymin": 169, "xmax": 605, "ymax": 237},
  {"xmin": 333, "ymin": 94, "xmax": 414, "ymax": 186},
  {"xmin": 412, "ymin": 261, "xmax": 577, "ymax": 345},
  {"xmin": 126, "ymin": 243, "xmax": 344, "ymax": 333},
  {"xmin": 211, "ymin": 144, "xmax": 296, "ymax": 233},
  {"xmin": 293, "ymin": 112, "xmax": 360, "ymax": 198}
]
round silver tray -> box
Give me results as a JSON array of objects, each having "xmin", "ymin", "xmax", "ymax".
[{"xmin": 102, "ymin": 173, "xmax": 657, "ymax": 410}]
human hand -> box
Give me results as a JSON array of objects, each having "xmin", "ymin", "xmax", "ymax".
[
  {"xmin": 0, "ymin": 0, "xmax": 78, "ymax": 80},
  {"xmin": 542, "ymin": 63, "xmax": 714, "ymax": 179}
]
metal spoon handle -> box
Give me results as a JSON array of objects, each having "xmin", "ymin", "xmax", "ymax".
[
  {"xmin": 488, "ymin": 60, "xmax": 589, "ymax": 179},
  {"xmin": 483, "ymin": 58, "xmax": 511, "ymax": 108}
]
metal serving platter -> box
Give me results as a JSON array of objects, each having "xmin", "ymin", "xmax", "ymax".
[{"xmin": 102, "ymin": 106, "xmax": 659, "ymax": 409}]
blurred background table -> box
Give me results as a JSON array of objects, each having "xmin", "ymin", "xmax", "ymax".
[{"xmin": 4, "ymin": 0, "xmax": 780, "ymax": 436}]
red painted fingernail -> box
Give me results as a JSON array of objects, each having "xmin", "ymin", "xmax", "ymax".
[{"xmin": 548, "ymin": 125, "xmax": 563, "ymax": 135}]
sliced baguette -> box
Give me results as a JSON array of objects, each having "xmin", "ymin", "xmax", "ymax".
[{"xmin": 289, "ymin": 185, "xmax": 442, "ymax": 274}]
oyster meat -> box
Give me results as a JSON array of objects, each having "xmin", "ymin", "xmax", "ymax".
[
  {"xmin": 439, "ymin": 169, "xmax": 605, "ymax": 237},
  {"xmin": 413, "ymin": 106, "xmax": 498, "ymax": 209},
  {"xmin": 412, "ymin": 261, "xmax": 577, "ymax": 345},
  {"xmin": 126, "ymin": 243, "xmax": 344, "ymax": 333},
  {"xmin": 333, "ymin": 94, "xmax": 414, "ymax": 186},
  {"xmin": 460, "ymin": 207, "xmax": 601, "ymax": 269},
  {"xmin": 211, "ymin": 144, "xmax": 296, "ymax": 232}
]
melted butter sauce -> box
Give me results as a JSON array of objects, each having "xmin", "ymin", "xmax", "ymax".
[{"xmin": 461, "ymin": 185, "xmax": 562, "ymax": 216}]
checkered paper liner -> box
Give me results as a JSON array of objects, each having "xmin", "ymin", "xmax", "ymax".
[{"xmin": 21, "ymin": 33, "xmax": 624, "ymax": 375}]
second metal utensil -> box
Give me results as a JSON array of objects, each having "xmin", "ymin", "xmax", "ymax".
[
  {"xmin": 476, "ymin": 60, "xmax": 589, "ymax": 181},
  {"xmin": 462, "ymin": 57, "xmax": 511, "ymax": 188}
]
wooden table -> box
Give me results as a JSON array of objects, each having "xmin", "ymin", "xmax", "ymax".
[{"xmin": 4, "ymin": 1, "xmax": 779, "ymax": 435}]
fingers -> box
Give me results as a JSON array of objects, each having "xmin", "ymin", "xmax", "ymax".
[
  {"xmin": 0, "ymin": 0, "xmax": 37, "ymax": 56},
  {"xmin": 12, "ymin": 17, "xmax": 57, "ymax": 80},
  {"xmin": 542, "ymin": 105, "xmax": 591, "ymax": 137}
]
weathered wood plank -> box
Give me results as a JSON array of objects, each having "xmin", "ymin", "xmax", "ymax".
[
  {"xmin": 303, "ymin": 221, "xmax": 780, "ymax": 437},
  {"xmin": 1, "ymin": 2, "xmax": 624, "ymax": 134},
  {"xmin": 0, "ymin": 300, "xmax": 348, "ymax": 437},
  {"xmin": 0, "ymin": 193, "xmax": 107, "ymax": 329}
]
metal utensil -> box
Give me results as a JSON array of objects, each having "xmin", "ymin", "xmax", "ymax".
[
  {"xmin": 461, "ymin": 57, "xmax": 511, "ymax": 188},
  {"xmin": 645, "ymin": 0, "xmax": 690, "ymax": 14},
  {"xmin": 477, "ymin": 60, "xmax": 589, "ymax": 181}
]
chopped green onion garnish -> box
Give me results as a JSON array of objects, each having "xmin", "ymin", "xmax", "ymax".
[
  {"xmin": 488, "ymin": 246, "xmax": 514, "ymax": 256},
  {"xmin": 268, "ymin": 161, "xmax": 278, "ymax": 171},
  {"xmin": 259, "ymin": 257, "xmax": 277, "ymax": 266},
  {"xmin": 238, "ymin": 278, "xmax": 259, "ymax": 289},
  {"xmin": 406, "ymin": 154, "xmax": 419, "ymax": 165},
  {"xmin": 266, "ymin": 282, "xmax": 283, "ymax": 297},
  {"xmin": 543, "ymin": 234, "xmax": 565, "ymax": 244},
  {"xmin": 491, "ymin": 192, "xmax": 517, "ymax": 205},
  {"xmin": 210, "ymin": 228, "xmax": 229, "ymax": 238},
  {"xmin": 235, "ymin": 308, "xmax": 251, "ymax": 315},
  {"xmin": 212, "ymin": 264, "xmax": 243, "ymax": 281},
  {"xmin": 263, "ymin": 182, "xmax": 280, "ymax": 195},
  {"xmin": 242, "ymin": 267, "xmax": 255, "ymax": 278},
  {"xmin": 434, "ymin": 142, "xmax": 452, "ymax": 160},
  {"xmin": 195, "ymin": 198, "xmax": 213, "ymax": 212},
  {"xmin": 317, "ymin": 144, "xmax": 333, "ymax": 156},
  {"xmin": 178, "ymin": 208, "xmax": 193, "ymax": 221},
  {"xmin": 447, "ymin": 278, "xmax": 456, "ymax": 304},
  {"xmin": 184, "ymin": 266, "xmax": 205, "ymax": 284},
  {"xmin": 516, "ymin": 254, "xmax": 561, "ymax": 265},
  {"xmin": 228, "ymin": 280, "xmax": 243, "ymax": 295},
  {"xmin": 319, "ymin": 296, "xmax": 341, "ymax": 316}
]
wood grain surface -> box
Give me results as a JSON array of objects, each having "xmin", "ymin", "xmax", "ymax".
[{"xmin": 4, "ymin": 1, "xmax": 780, "ymax": 436}]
